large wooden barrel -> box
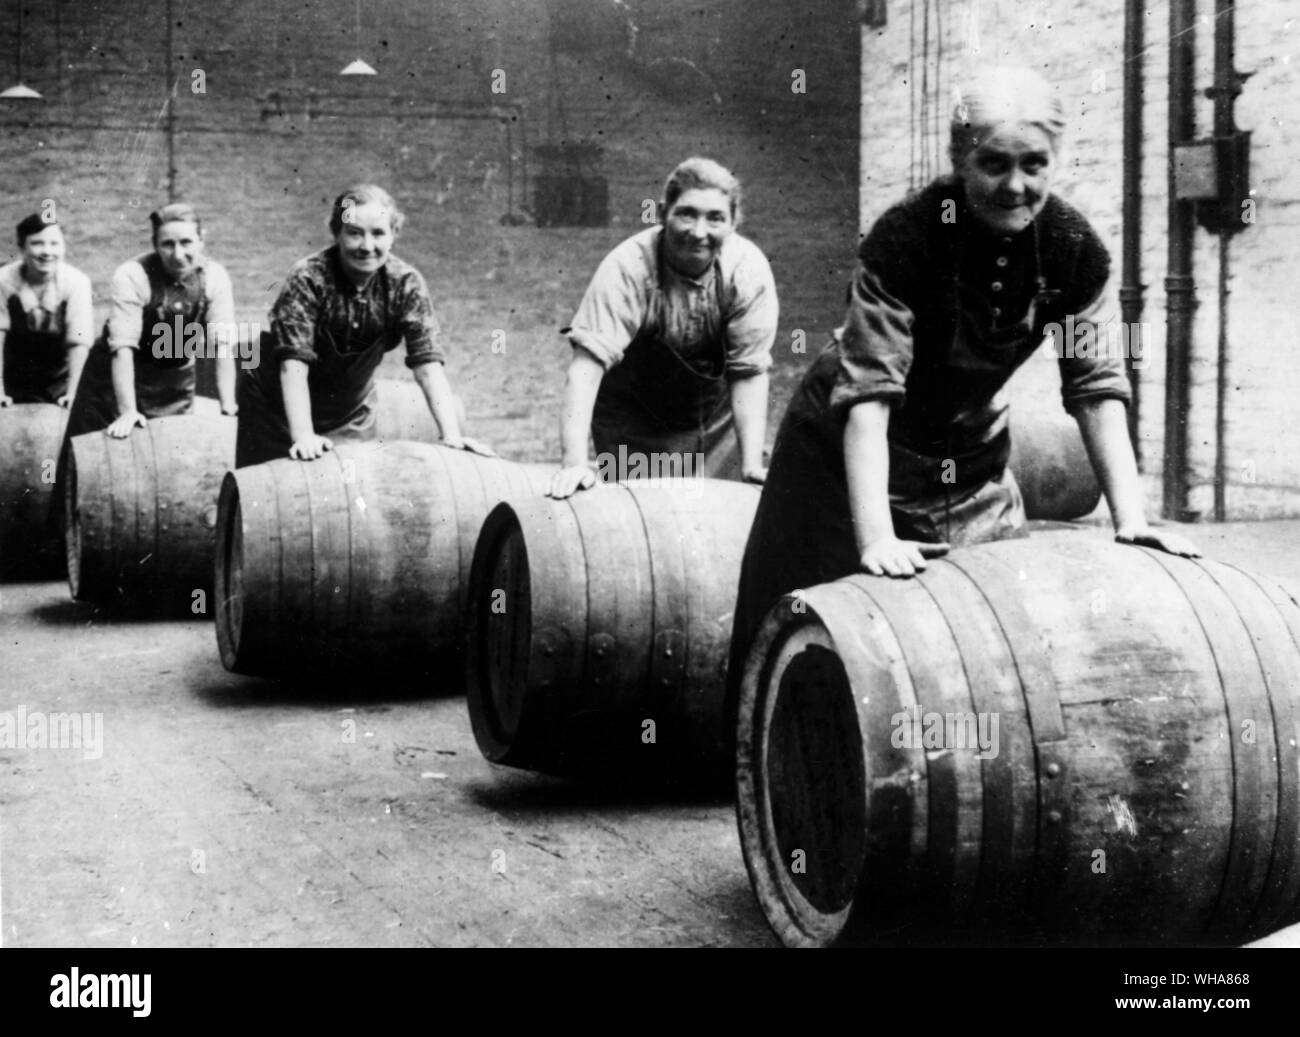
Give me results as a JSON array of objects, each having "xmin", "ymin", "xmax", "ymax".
[
  {"xmin": 215, "ymin": 441, "xmax": 550, "ymax": 679},
  {"xmin": 0, "ymin": 403, "xmax": 67, "ymax": 579},
  {"xmin": 466, "ymin": 479, "xmax": 760, "ymax": 780},
  {"xmin": 736, "ymin": 530, "xmax": 1300, "ymax": 946},
  {"xmin": 65, "ymin": 402, "xmax": 236, "ymax": 604},
  {"xmin": 1009, "ymin": 412, "xmax": 1101, "ymax": 520}
]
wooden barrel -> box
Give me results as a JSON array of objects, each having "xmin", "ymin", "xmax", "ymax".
[
  {"xmin": 736, "ymin": 530, "xmax": 1300, "ymax": 946},
  {"xmin": 0, "ymin": 403, "xmax": 67, "ymax": 579},
  {"xmin": 215, "ymin": 441, "xmax": 550, "ymax": 678},
  {"xmin": 466, "ymin": 479, "xmax": 760, "ymax": 779},
  {"xmin": 65, "ymin": 402, "xmax": 236, "ymax": 603},
  {"xmin": 1009, "ymin": 412, "xmax": 1101, "ymax": 520}
]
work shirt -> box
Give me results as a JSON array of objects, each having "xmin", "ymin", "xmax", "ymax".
[{"xmin": 0, "ymin": 259, "xmax": 93, "ymax": 403}]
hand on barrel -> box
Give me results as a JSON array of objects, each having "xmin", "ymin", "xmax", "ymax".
[
  {"xmin": 56, "ymin": 394, "xmax": 72, "ymax": 408},
  {"xmin": 0, "ymin": 393, "xmax": 12, "ymax": 407},
  {"xmin": 289, "ymin": 433, "xmax": 333, "ymax": 460},
  {"xmin": 860, "ymin": 536, "xmax": 950, "ymax": 578},
  {"xmin": 221, "ymin": 404, "xmax": 239, "ymax": 417},
  {"xmin": 443, "ymin": 435, "xmax": 497, "ymax": 457},
  {"xmin": 106, "ymin": 410, "xmax": 147, "ymax": 438},
  {"xmin": 1115, "ymin": 525, "xmax": 1202, "ymax": 558},
  {"xmin": 742, "ymin": 464, "xmax": 768, "ymax": 486},
  {"xmin": 547, "ymin": 464, "xmax": 597, "ymax": 499}
]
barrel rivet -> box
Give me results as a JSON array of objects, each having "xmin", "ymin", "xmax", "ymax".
[
  {"xmin": 542, "ymin": 646, "xmax": 554, "ymax": 657},
  {"xmin": 1046, "ymin": 762, "xmax": 1061, "ymax": 777},
  {"xmin": 664, "ymin": 648, "xmax": 673, "ymax": 658},
  {"xmin": 595, "ymin": 647, "xmax": 605, "ymax": 658},
  {"xmin": 661, "ymin": 678, "xmax": 671, "ymax": 687},
  {"xmin": 1047, "ymin": 810, "xmax": 1063, "ymax": 825}
]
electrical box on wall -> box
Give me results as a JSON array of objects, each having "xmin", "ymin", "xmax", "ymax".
[{"xmin": 1173, "ymin": 131, "xmax": 1252, "ymax": 235}]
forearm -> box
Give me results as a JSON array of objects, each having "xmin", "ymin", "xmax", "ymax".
[
  {"xmin": 110, "ymin": 349, "xmax": 138, "ymax": 415},
  {"xmin": 215, "ymin": 342, "xmax": 238, "ymax": 412},
  {"xmin": 66, "ymin": 343, "xmax": 89, "ymax": 398},
  {"xmin": 844, "ymin": 400, "xmax": 895, "ymax": 554},
  {"xmin": 1073, "ymin": 398, "xmax": 1147, "ymax": 531},
  {"xmin": 412, "ymin": 361, "xmax": 462, "ymax": 440},
  {"xmin": 559, "ymin": 349, "xmax": 604, "ymax": 467},
  {"xmin": 279, "ymin": 360, "xmax": 316, "ymax": 442},
  {"xmin": 729, "ymin": 372, "xmax": 769, "ymax": 474}
]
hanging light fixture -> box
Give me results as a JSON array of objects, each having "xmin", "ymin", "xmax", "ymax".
[
  {"xmin": 339, "ymin": 0, "xmax": 377, "ymax": 75},
  {"xmin": 2, "ymin": 1, "xmax": 43, "ymax": 99}
]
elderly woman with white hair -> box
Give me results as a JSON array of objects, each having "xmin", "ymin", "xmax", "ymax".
[
  {"xmin": 726, "ymin": 66, "xmax": 1199, "ymax": 705},
  {"xmin": 547, "ymin": 156, "xmax": 779, "ymax": 497}
]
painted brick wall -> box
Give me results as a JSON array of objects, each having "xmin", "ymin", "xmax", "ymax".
[
  {"xmin": 859, "ymin": 0, "xmax": 1300, "ymax": 520},
  {"xmin": 0, "ymin": 0, "xmax": 860, "ymax": 460}
]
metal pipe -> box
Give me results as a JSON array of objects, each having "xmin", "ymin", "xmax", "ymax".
[
  {"xmin": 1211, "ymin": 0, "xmax": 1239, "ymax": 521},
  {"xmin": 1120, "ymin": 0, "xmax": 1145, "ymax": 460},
  {"xmin": 165, "ymin": 0, "xmax": 176, "ymax": 202},
  {"xmin": 1163, "ymin": 0, "xmax": 1198, "ymax": 521}
]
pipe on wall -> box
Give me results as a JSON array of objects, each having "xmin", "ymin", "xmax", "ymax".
[
  {"xmin": 1120, "ymin": 0, "xmax": 1145, "ymax": 460},
  {"xmin": 1163, "ymin": 0, "xmax": 1198, "ymax": 521}
]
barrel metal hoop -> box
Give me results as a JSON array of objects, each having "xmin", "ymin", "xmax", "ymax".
[
  {"xmin": 944, "ymin": 551, "xmax": 1071, "ymax": 923},
  {"xmin": 1144, "ymin": 551, "xmax": 1281, "ymax": 937}
]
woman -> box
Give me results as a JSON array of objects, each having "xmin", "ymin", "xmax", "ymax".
[
  {"xmin": 64, "ymin": 202, "xmax": 238, "ymax": 440},
  {"xmin": 235, "ymin": 184, "xmax": 489, "ymax": 467},
  {"xmin": 547, "ymin": 156, "xmax": 778, "ymax": 497},
  {"xmin": 0, "ymin": 213, "xmax": 93, "ymax": 407},
  {"xmin": 727, "ymin": 67, "xmax": 1200, "ymax": 711}
]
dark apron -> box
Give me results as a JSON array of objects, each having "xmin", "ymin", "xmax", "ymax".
[
  {"xmin": 3, "ymin": 293, "xmax": 68, "ymax": 404},
  {"xmin": 235, "ymin": 322, "xmax": 388, "ymax": 468},
  {"xmin": 590, "ymin": 247, "xmax": 740, "ymax": 480},
  {"xmin": 64, "ymin": 256, "xmax": 206, "ymax": 439}
]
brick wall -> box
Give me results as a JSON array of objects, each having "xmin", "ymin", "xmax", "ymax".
[
  {"xmin": 0, "ymin": 0, "xmax": 860, "ymax": 460},
  {"xmin": 859, "ymin": 0, "xmax": 1300, "ymax": 520}
]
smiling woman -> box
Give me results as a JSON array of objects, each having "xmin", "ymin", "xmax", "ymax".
[
  {"xmin": 233, "ymin": 183, "xmax": 491, "ymax": 467},
  {"xmin": 546, "ymin": 156, "xmax": 779, "ymax": 499},
  {"xmin": 724, "ymin": 65, "xmax": 1201, "ymax": 739},
  {"xmin": 62, "ymin": 202, "xmax": 239, "ymax": 442},
  {"xmin": 0, "ymin": 214, "xmax": 94, "ymax": 408}
]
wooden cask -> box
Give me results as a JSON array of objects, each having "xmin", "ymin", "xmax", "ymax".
[
  {"xmin": 0, "ymin": 403, "xmax": 67, "ymax": 578},
  {"xmin": 65, "ymin": 403, "xmax": 235, "ymax": 603},
  {"xmin": 736, "ymin": 530, "xmax": 1300, "ymax": 946},
  {"xmin": 214, "ymin": 441, "xmax": 549, "ymax": 678},
  {"xmin": 466, "ymin": 479, "xmax": 760, "ymax": 780},
  {"xmin": 1008, "ymin": 412, "xmax": 1101, "ymax": 521}
]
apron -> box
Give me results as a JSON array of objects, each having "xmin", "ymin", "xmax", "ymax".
[
  {"xmin": 3, "ymin": 284, "xmax": 69, "ymax": 404},
  {"xmin": 235, "ymin": 317, "xmax": 390, "ymax": 469},
  {"xmin": 591, "ymin": 240, "xmax": 740, "ymax": 480},
  {"xmin": 64, "ymin": 254, "xmax": 207, "ymax": 439}
]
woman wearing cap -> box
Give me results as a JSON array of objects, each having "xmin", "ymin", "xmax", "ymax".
[
  {"xmin": 547, "ymin": 156, "xmax": 778, "ymax": 498},
  {"xmin": 0, "ymin": 213, "xmax": 93, "ymax": 407},
  {"xmin": 726, "ymin": 66, "xmax": 1200, "ymax": 707},
  {"xmin": 234, "ymin": 183, "xmax": 489, "ymax": 467},
  {"xmin": 64, "ymin": 202, "xmax": 238, "ymax": 440}
]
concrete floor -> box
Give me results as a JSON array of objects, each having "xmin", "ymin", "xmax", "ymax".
[{"xmin": 4, "ymin": 518, "xmax": 1300, "ymax": 948}]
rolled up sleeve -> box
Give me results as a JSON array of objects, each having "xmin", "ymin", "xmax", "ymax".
[
  {"xmin": 63, "ymin": 268, "xmax": 94, "ymax": 348},
  {"xmin": 827, "ymin": 257, "xmax": 915, "ymax": 416},
  {"xmin": 203, "ymin": 261, "xmax": 237, "ymax": 354},
  {"xmin": 398, "ymin": 269, "xmax": 445, "ymax": 368},
  {"xmin": 105, "ymin": 261, "xmax": 151, "ymax": 350},
  {"xmin": 269, "ymin": 262, "xmax": 322, "ymax": 366},
  {"xmin": 723, "ymin": 246, "xmax": 779, "ymax": 380},
  {"xmin": 563, "ymin": 245, "xmax": 650, "ymax": 370},
  {"xmin": 1058, "ymin": 286, "xmax": 1133, "ymax": 414}
]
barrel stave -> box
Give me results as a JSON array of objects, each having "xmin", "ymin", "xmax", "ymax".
[{"xmin": 738, "ymin": 532, "xmax": 1300, "ymax": 946}]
